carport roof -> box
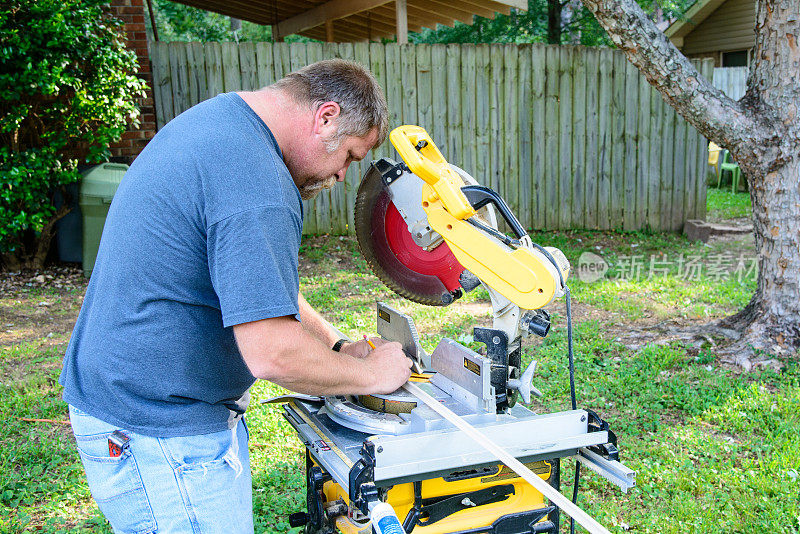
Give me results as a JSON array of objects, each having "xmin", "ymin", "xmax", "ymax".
[{"xmin": 169, "ymin": 0, "xmax": 527, "ymax": 42}]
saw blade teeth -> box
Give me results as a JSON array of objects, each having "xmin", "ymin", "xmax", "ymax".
[{"xmin": 354, "ymin": 160, "xmax": 448, "ymax": 307}]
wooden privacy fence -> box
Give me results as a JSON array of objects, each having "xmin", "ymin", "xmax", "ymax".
[
  {"xmin": 713, "ymin": 66, "xmax": 748, "ymax": 100},
  {"xmin": 150, "ymin": 41, "xmax": 713, "ymax": 234}
]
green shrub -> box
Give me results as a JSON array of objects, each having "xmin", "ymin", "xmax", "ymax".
[{"xmin": 0, "ymin": 0, "xmax": 147, "ymax": 269}]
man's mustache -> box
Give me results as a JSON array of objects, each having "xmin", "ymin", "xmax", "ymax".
[{"xmin": 299, "ymin": 175, "xmax": 337, "ymax": 200}]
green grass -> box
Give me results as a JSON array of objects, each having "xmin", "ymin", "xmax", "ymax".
[
  {"xmin": 0, "ymin": 340, "xmax": 107, "ymax": 533},
  {"xmin": 524, "ymin": 320, "xmax": 800, "ymax": 532},
  {"xmin": 706, "ymin": 187, "xmax": 752, "ymax": 221},
  {"xmin": 570, "ymin": 274, "xmax": 756, "ymax": 321},
  {"xmin": 1, "ymin": 207, "xmax": 784, "ymax": 533},
  {"xmin": 249, "ymin": 381, "xmax": 306, "ymax": 533}
]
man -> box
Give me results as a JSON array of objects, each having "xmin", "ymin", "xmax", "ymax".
[{"xmin": 60, "ymin": 59, "xmax": 412, "ymax": 533}]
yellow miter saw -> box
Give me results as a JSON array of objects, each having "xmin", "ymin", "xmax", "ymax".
[
  {"xmin": 356, "ymin": 125, "xmax": 569, "ymax": 387},
  {"xmin": 361, "ymin": 124, "xmax": 569, "ymax": 311},
  {"xmin": 279, "ymin": 126, "xmax": 634, "ymax": 534},
  {"xmin": 355, "ymin": 126, "xmax": 570, "ymax": 368}
]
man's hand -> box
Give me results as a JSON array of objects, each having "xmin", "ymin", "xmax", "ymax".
[
  {"xmin": 339, "ymin": 337, "xmax": 391, "ymax": 359},
  {"xmin": 362, "ymin": 341, "xmax": 413, "ymax": 394}
]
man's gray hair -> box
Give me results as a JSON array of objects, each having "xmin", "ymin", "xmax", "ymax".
[{"xmin": 272, "ymin": 59, "xmax": 389, "ymax": 147}]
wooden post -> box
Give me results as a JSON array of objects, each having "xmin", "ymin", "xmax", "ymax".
[
  {"xmin": 145, "ymin": 0, "xmax": 159, "ymax": 42},
  {"xmin": 395, "ymin": 0, "xmax": 408, "ymax": 44},
  {"xmin": 325, "ymin": 19, "xmax": 335, "ymax": 42},
  {"xmin": 272, "ymin": 25, "xmax": 284, "ymax": 42}
]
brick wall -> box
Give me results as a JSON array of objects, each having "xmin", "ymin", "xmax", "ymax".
[{"xmin": 108, "ymin": 0, "xmax": 156, "ymax": 162}]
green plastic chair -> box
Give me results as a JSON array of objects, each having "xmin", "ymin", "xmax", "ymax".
[{"xmin": 719, "ymin": 151, "xmax": 743, "ymax": 193}]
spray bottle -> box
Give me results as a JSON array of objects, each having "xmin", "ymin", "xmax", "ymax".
[{"xmin": 369, "ymin": 501, "xmax": 406, "ymax": 534}]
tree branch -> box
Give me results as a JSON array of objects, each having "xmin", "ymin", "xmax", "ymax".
[{"xmin": 579, "ymin": 0, "xmax": 776, "ymax": 151}]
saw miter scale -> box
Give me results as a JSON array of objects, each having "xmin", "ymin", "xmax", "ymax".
[{"xmin": 273, "ymin": 125, "xmax": 635, "ymax": 534}]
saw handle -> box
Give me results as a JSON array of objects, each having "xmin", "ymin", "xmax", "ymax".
[
  {"xmin": 389, "ymin": 125, "xmax": 450, "ymax": 185},
  {"xmin": 460, "ymin": 185, "xmax": 528, "ymax": 239},
  {"xmin": 389, "ymin": 125, "xmax": 476, "ymax": 221}
]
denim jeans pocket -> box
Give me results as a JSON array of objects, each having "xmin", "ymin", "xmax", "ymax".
[
  {"xmin": 158, "ymin": 426, "xmax": 241, "ymax": 472},
  {"xmin": 74, "ymin": 432, "xmax": 157, "ymax": 534},
  {"xmin": 157, "ymin": 424, "xmax": 253, "ymax": 532}
]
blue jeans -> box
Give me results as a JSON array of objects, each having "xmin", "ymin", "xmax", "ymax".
[{"xmin": 68, "ymin": 405, "xmax": 253, "ymax": 533}]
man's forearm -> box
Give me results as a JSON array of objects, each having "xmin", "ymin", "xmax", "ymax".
[
  {"xmin": 298, "ymin": 293, "xmax": 342, "ymax": 347},
  {"xmin": 240, "ymin": 320, "xmax": 373, "ymax": 394},
  {"xmin": 233, "ymin": 316, "xmax": 410, "ymax": 396}
]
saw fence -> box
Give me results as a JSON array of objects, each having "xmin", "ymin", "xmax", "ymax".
[{"xmin": 151, "ymin": 41, "xmax": 713, "ymax": 233}]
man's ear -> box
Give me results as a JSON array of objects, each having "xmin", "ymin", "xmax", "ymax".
[{"xmin": 314, "ymin": 101, "xmax": 341, "ymax": 136}]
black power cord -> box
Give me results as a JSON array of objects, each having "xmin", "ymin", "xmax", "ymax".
[
  {"xmin": 566, "ymin": 287, "xmax": 580, "ymax": 534},
  {"xmin": 530, "ymin": 243, "xmax": 580, "ymax": 534}
]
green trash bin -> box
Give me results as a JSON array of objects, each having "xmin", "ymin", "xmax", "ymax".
[{"xmin": 79, "ymin": 163, "xmax": 128, "ymax": 277}]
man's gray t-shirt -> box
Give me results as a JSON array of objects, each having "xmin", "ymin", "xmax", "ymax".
[{"xmin": 59, "ymin": 93, "xmax": 303, "ymax": 437}]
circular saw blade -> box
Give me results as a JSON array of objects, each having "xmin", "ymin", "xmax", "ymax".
[{"xmin": 355, "ymin": 161, "xmax": 464, "ymax": 306}]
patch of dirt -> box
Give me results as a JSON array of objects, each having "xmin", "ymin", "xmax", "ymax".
[
  {"xmin": 543, "ymin": 298, "xmax": 717, "ymax": 353},
  {"xmin": 0, "ymin": 264, "xmax": 87, "ymax": 348},
  {"xmin": 706, "ymin": 223, "xmax": 756, "ymax": 246},
  {"xmin": 299, "ymin": 235, "xmax": 363, "ymax": 274},
  {"xmin": 456, "ymin": 301, "xmax": 494, "ymax": 322}
]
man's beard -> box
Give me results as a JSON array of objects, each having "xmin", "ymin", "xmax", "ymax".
[
  {"xmin": 298, "ymin": 131, "xmax": 341, "ymax": 200},
  {"xmin": 299, "ymin": 175, "xmax": 336, "ymax": 200}
]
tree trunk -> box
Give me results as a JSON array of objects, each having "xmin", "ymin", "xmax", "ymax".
[
  {"xmin": 725, "ymin": 152, "xmax": 800, "ymax": 366},
  {"xmin": 580, "ymin": 0, "xmax": 800, "ymax": 365},
  {"xmin": 7, "ymin": 202, "xmax": 73, "ymax": 272},
  {"xmin": 29, "ymin": 202, "xmax": 71, "ymax": 270},
  {"xmin": 722, "ymin": 1, "xmax": 800, "ymax": 363},
  {"xmin": 547, "ymin": 0, "xmax": 562, "ymax": 44}
]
